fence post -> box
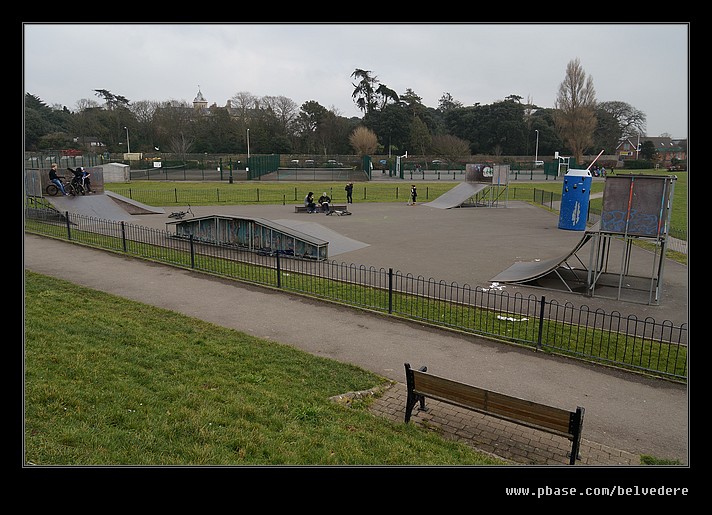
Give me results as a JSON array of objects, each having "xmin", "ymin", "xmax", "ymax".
[
  {"xmin": 276, "ymin": 251, "xmax": 281, "ymax": 288},
  {"xmin": 121, "ymin": 221, "xmax": 127, "ymax": 253},
  {"xmin": 65, "ymin": 212, "xmax": 72, "ymax": 240},
  {"xmin": 174, "ymin": 188, "xmax": 178, "ymax": 203},
  {"xmin": 189, "ymin": 235, "xmax": 195, "ymax": 269},
  {"xmin": 537, "ymin": 295, "xmax": 546, "ymax": 350},
  {"xmin": 388, "ymin": 268, "xmax": 393, "ymax": 314}
]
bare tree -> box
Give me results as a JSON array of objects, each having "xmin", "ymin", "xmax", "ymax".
[
  {"xmin": 431, "ymin": 134, "xmax": 470, "ymax": 161},
  {"xmin": 554, "ymin": 58, "xmax": 597, "ymax": 164},
  {"xmin": 154, "ymin": 100, "xmax": 195, "ymax": 158},
  {"xmin": 349, "ymin": 126, "xmax": 378, "ymax": 155},
  {"xmin": 168, "ymin": 131, "xmax": 196, "ymax": 161},
  {"xmin": 261, "ymin": 95, "xmax": 299, "ymax": 134},
  {"xmin": 597, "ymin": 100, "xmax": 647, "ymax": 138}
]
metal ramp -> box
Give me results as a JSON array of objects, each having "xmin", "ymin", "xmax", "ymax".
[
  {"xmin": 423, "ymin": 182, "xmax": 489, "ymax": 209},
  {"xmin": 491, "ymin": 223, "xmax": 600, "ymax": 292}
]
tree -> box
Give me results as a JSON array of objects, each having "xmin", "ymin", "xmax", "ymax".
[
  {"xmin": 438, "ymin": 92, "xmax": 463, "ymax": 112},
  {"xmin": 639, "ymin": 140, "xmax": 658, "ymax": 161},
  {"xmin": 351, "ymin": 69, "xmax": 398, "ymax": 115},
  {"xmin": 597, "ymin": 100, "xmax": 646, "ymax": 139},
  {"xmin": 351, "ymin": 69, "xmax": 378, "ymax": 114},
  {"xmin": 431, "ymin": 134, "xmax": 470, "ymax": 166},
  {"xmin": 554, "ymin": 58, "xmax": 597, "ymax": 164},
  {"xmin": 409, "ymin": 116, "xmax": 431, "ymax": 157},
  {"xmin": 592, "ymin": 107, "xmax": 622, "ymax": 154},
  {"xmin": 93, "ymin": 89, "xmax": 130, "ymax": 110},
  {"xmin": 349, "ymin": 126, "xmax": 378, "ymax": 156}
]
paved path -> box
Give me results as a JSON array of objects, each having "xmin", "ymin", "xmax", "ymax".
[{"xmin": 24, "ymin": 233, "xmax": 688, "ymax": 466}]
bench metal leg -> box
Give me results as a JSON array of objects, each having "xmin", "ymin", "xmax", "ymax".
[
  {"xmin": 567, "ymin": 406, "xmax": 585, "ymax": 465},
  {"xmin": 404, "ymin": 363, "xmax": 428, "ymax": 423}
]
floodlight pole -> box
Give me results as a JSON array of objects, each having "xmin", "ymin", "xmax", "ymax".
[{"xmin": 124, "ymin": 126, "xmax": 130, "ymax": 154}]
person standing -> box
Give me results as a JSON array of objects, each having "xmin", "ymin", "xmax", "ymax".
[
  {"xmin": 345, "ymin": 182, "xmax": 353, "ymax": 204},
  {"xmin": 410, "ymin": 185, "xmax": 417, "ymax": 205},
  {"xmin": 80, "ymin": 167, "xmax": 93, "ymax": 193},
  {"xmin": 49, "ymin": 164, "xmax": 68, "ymax": 195}
]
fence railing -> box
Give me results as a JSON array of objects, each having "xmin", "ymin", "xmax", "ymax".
[{"xmin": 24, "ymin": 203, "xmax": 687, "ymax": 381}]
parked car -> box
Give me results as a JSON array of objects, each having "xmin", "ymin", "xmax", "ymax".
[
  {"xmin": 534, "ymin": 160, "xmax": 544, "ymax": 167},
  {"xmin": 326, "ymin": 159, "xmax": 343, "ymax": 167},
  {"xmin": 305, "ymin": 159, "xmax": 315, "ymax": 166}
]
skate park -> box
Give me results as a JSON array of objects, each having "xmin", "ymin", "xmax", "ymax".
[
  {"xmin": 24, "ymin": 166, "xmax": 689, "ymax": 465},
  {"xmin": 29, "ymin": 163, "xmax": 688, "ymax": 326}
]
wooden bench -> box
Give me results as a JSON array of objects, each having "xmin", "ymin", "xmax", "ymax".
[
  {"xmin": 294, "ymin": 204, "xmax": 348, "ymax": 213},
  {"xmin": 404, "ymin": 363, "xmax": 585, "ymax": 465}
]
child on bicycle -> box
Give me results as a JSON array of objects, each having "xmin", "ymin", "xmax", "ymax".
[
  {"xmin": 49, "ymin": 164, "xmax": 68, "ymax": 195},
  {"xmin": 70, "ymin": 167, "xmax": 93, "ymax": 194}
]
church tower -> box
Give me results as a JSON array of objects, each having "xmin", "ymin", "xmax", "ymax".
[{"xmin": 193, "ymin": 86, "xmax": 208, "ymax": 110}]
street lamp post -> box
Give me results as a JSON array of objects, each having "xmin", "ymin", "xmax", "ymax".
[
  {"xmin": 534, "ymin": 129, "xmax": 539, "ymax": 167},
  {"xmin": 246, "ymin": 128, "xmax": 250, "ymax": 178},
  {"xmin": 124, "ymin": 126, "xmax": 131, "ymax": 154}
]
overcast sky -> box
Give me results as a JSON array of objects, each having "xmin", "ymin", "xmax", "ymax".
[{"xmin": 23, "ymin": 23, "xmax": 688, "ymax": 139}]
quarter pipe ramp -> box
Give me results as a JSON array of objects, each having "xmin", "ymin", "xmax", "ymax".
[{"xmin": 491, "ymin": 223, "xmax": 600, "ymax": 284}]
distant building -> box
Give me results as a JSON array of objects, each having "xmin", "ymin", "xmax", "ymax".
[
  {"xmin": 615, "ymin": 136, "xmax": 687, "ymax": 167},
  {"xmin": 193, "ymin": 87, "xmax": 208, "ymax": 110}
]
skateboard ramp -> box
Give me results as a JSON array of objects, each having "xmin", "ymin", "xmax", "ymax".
[
  {"xmin": 105, "ymin": 191, "xmax": 165, "ymax": 215},
  {"xmin": 491, "ymin": 223, "xmax": 599, "ymax": 284},
  {"xmin": 423, "ymin": 182, "xmax": 489, "ymax": 209},
  {"xmin": 274, "ymin": 219, "xmax": 370, "ymax": 256},
  {"xmin": 46, "ymin": 193, "xmax": 135, "ymax": 221},
  {"xmin": 45, "ymin": 192, "xmax": 164, "ymax": 221}
]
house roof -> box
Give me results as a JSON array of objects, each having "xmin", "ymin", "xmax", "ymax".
[{"xmin": 616, "ymin": 136, "xmax": 687, "ymax": 152}]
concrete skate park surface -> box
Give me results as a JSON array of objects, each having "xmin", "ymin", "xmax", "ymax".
[
  {"xmin": 130, "ymin": 200, "xmax": 688, "ymax": 326},
  {"xmin": 26, "ymin": 195, "xmax": 689, "ymax": 465}
]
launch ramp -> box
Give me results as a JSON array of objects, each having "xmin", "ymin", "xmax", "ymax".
[{"xmin": 424, "ymin": 182, "xmax": 489, "ymax": 209}]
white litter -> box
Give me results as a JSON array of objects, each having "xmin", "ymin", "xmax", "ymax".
[{"xmin": 497, "ymin": 315, "xmax": 528, "ymax": 322}]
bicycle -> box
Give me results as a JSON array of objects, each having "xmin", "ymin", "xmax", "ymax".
[
  {"xmin": 168, "ymin": 205, "xmax": 194, "ymax": 219},
  {"xmin": 45, "ymin": 176, "xmax": 70, "ymax": 196}
]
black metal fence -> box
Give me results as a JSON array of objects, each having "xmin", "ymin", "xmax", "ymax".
[{"xmin": 25, "ymin": 203, "xmax": 687, "ymax": 381}]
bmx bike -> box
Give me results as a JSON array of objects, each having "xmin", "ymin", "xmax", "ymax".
[
  {"xmin": 168, "ymin": 205, "xmax": 194, "ymax": 219},
  {"xmin": 46, "ymin": 177, "xmax": 82, "ymax": 196}
]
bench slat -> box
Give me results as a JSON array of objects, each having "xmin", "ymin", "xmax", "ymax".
[{"xmin": 412, "ymin": 370, "xmax": 573, "ymax": 436}]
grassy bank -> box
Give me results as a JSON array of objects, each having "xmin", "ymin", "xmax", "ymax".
[{"xmin": 24, "ymin": 271, "xmax": 505, "ymax": 466}]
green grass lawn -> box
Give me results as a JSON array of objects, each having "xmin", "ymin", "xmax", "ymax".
[{"xmin": 24, "ymin": 271, "xmax": 505, "ymax": 466}]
